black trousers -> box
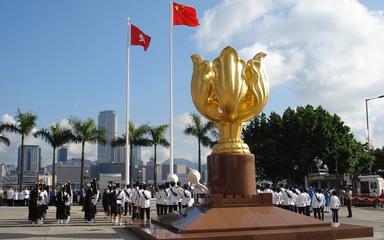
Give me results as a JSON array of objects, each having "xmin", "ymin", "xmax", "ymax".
[
  {"xmin": 132, "ymin": 205, "xmax": 138, "ymax": 220},
  {"xmin": 156, "ymin": 204, "xmax": 161, "ymax": 216},
  {"xmin": 313, "ymin": 208, "xmax": 321, "ymax": 220},
  {"xmin": 320, "ymin": 206, "xmax": 324, "ymax": 220},
  {"xmin": 140, "ymin": 207, "xmax": 150, "ymax": 220},
  {"xmin": 305, "ymin": 206, "xmax": 310, "ymax": 216},
  {"xmin": 345, "ymin": 199, "xmax": 352, "ymax": 217},
  {"xmin": 124, "ymin": 202, "xmax": 131, "ymax": 215},
  {"xmin": 298, "ymin": 207, "xmax": 305, "ymax": 215},
  {"xmin": 168, "ymin": 205, "xmax": 177, "ymax": 213},
  {"xmin": 331, "ymin": 208, "xmax": 339, "ymax": 223}
]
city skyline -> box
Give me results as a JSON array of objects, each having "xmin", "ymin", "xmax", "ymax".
[{"xmin": 1, "ymin": 0, "xmax": 384, "ymax": 168}]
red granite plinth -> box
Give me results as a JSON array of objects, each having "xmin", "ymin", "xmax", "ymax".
[{"xmin": 131, "ymin": 205, "xmax": 373, "ymax": 240}]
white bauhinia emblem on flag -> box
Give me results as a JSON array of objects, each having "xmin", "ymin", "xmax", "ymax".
[{"xmin": 139, "ymin": 33, "xmax": 145, "ymax": 43}]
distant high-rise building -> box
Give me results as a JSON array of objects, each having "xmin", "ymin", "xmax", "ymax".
[
  {"xmin": 114, "ymin": 146, "xmax": 143, "ymax": 165},
  {"xmin": 18, "ymin": 145, "xmax": 41, "ymax": 173},
  {"xmin": 57, "ymin": 146, "xmax": 68, "ymax": 163},
  {"xmin": 97, "ymin": 110, "xmax": 117, "ymax": 163}
]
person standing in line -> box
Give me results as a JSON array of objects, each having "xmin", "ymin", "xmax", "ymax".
[
  {"xmin": 330, "ymin": 190, "xmax": 341, "ymax": 227},
  {"xmin": 296, "ymin": 188, "xmax": 307, "ymax": 215},
  {"xmin": 344, "ymin": 186, "xmax": 353, "ymax": 217},
  {"xmin": 164, "ymin": 182, "xmax": 170, "ymax": 214},
  {"xmin": 131, "ymin": 183, "xmax": 139, "ymax": 222},
  {"xmin": 281, "ymin": 186, "xmax": 291, "ymax": 211},
  {"xmin": 28, "ymin": 184, "xmax": 38, "ymax": 224},
  {"xmin": 23, "ymin": 187, "xmax": 30, "ymax": 206},
  {"xmin": 319, "ymin": 189, "xmax": 325, "ymax": 220},
  {"xmin": 304, "ymin": 189, "xmax": 311, "ymax": 216},
  {"xmin": 140, "ymin": 184, "xmax": 151, "ymax": 223},
  {"xmin": 123, "ymin": 184, "xmax": 131, "ymax": 216},
  {"xmin": 14, "ymin": 189, "xmax": 20, "ymax": 206},
  {"xmin": 90, "ymin": 182, "xmax": 99, "ymax": 224},
  {"xmin": 169, "ymin": 181, "xmax": 179, "ymax": 213},
  {"xmin": 272, "ymin": 187, "xmax": 280, "ymax": 206},
  {"xmin": 312, "ymin": 189, "xmax": 321, "ymax": 220},
  {"xmin": 115, "ymin": 183, "xmax": 126, "ymax": 225},
  {"xmin": 64, "ymin": 184, "xmax": 73, "ymax": 225},
  {"xmin": 109, "ymin": 184, "xmax": 117, "ymax": 223},
  {"xmin": 83, "ymin": 187, "xmax": 93, "ymax": 224},
  {"xmin": 323, "ymin": 189, "xmax": 330, "ymax": 213},
  {"xmin": 102, "ymin": 189, "xmax": 109, "ymax": 219},
  {"xmin": 7, "ymin": 187, "xmax": 14, "ymax": 206},
  {"xmin": 36, "ymin": 184, "xmax": 46, "ymax": 226},
  {"xmin": 181, "ymin": 184, "xmax": 191, "ymax": 209},
  {"xmin": 155, "ymin": 185, "xmax": 162, "ymax": 216},
  {"xmin": 176, "ymin": 182, "xmax": 183, "ymax": 211},
  {"xmin": 42, "ymin": 185, "xmax": 49, "ymax": 220},
  {"xmin": 56, "ymin": 186, "xmax": 66, "ymax": 224}
]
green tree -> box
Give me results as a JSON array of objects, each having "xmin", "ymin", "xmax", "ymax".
[
  {"xmin": 148, "ymin": 124, "xmax": 169, "ymax": 186},
  {"xmin": 34, "ymin": 123, "xmax": 74, "ymax": 188},
  {"xmin": 0, "ymin": 109, "xmax": 37, "ymax": 191},
  {"xmin": 111, "ymin": 122, "xmax": 151, "ymax": 184},
  {"xmin": 243, "ymin": 105, "xmax": 374, "ymax": 184},
  {"xmin": 183, "ymin": 113, "xmax": 216, "ymax": 174},
  {"xmin": 372, "ymin": 147, "xmax": 384, "ymax": 173},
  {"xmin": 69, "ymin": 117, "xmax": 105, "ymax": 190}
]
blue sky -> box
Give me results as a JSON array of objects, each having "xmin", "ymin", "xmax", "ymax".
[{"xmin": 1, "ymin": 0, "xmax": 384, "ymax": 167}]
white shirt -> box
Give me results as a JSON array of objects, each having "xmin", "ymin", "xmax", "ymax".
[
  {"xmin": 296, "ymin": 192, "xmax": 307, "ymax": 207},
  {"xmin": 182, "ymin": 189, "xmax": 191, "ymax": 206},
  {"xmin": 319, "ymin": 193, "xmax": 325, "ymax": 207},
  {"xmin": 330, "ymin": 195, "xmax": 341, "ymax": 209},
  {"xmin": 169, "ymin": 186, "xmax": 179, "ymax": 205},
  {"xmin": 282, "ymin": 189, "xmax": 292, "ymax": 206},
  {"xmin": 64, "ymin": 192, "xmax": 72, "ymax": 206},
  {"xmin": 23, "ymin": 189, "xmax": 30, "ymax": 200},
  {"xmin": 116, "ymin": 188, "xmax": 126, "ymax": 205},
  {"xmin": 92, "ymin": 191, "xmax": 99, "ymax": 205},
  {"xmin": 125, "ymin": 188, "xmax": 132, "ymax": 203},
  {"xmin": 311, "ymin": 193, "xmax": 322, "ymax": 208},
  {"xmin": 7, "ymin": 189, "xmax": 14, "ymax": 200},
  {"xmin": 272, "ymin": 191, "xmax": 280, "ymax": 205},
  {"xmin": 140, "ymin": 189, "xmax": 151, "ymax": 208},
  {"xmin": 305, "ymin": 192, "xmax": 311, "ymax": 206}
]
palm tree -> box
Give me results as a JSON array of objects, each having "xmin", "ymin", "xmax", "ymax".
[
  {"xmin": 148, "ymin": 124, "xmax": 169, "ymax": 186},
  {"xmin": 111, "ymin": 122, "xmax": 151, "ymax": 184},
  {"xmin": 34, "ymin": 123, "xmax": 74, "ymax": 189},
  {"xmin": 183, "ymin": 113, "xmax": 216, "ymax": 174},
  {"xmin": 69, "ymin": 117, "xmax": 106, "ymax": 190},
  {"xmin": 0, "ymin": 109, "xmax": 37, "ymax": 191}
]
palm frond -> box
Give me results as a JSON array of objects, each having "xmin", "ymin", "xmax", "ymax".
[
  {"xmin": 0, "ymin": 136, "xmax": 10, "ymax": 146},
  {"xmin": 0, "ymin": 123, "xmax": 22, "ymax": 135},
  {"xmin": 111, "ymin": 135, "xmax": 126, "ymax": 147}
]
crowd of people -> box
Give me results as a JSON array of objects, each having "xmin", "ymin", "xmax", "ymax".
[
  {"xmin": 258, "ymin": 184, "xmax": 351, "ymax": 226},
  {"xmin": 3, "ymin": 180, "xmax": 384, "ymax": 228}
]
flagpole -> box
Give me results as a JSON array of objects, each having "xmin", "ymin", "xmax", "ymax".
[
  {"xmin": 125, "ymin": 17, "xmax": 131, "ymax": 185},
  {"xmin": 169, "ymin": 0, "xmax": 174, "ymax": 175}
]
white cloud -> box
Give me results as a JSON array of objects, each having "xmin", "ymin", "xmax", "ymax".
[
  {"xmin": 174, "ymin": 112, "xmax": 193, "ymax": 130},
  {"xmin": 195, "ymin": 0, "xmax": 384, "ymax": 148}
]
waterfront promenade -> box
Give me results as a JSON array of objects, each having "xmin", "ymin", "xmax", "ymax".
[{"xmin": 0, "ymin": 205, "xmax": 382, "ymax": 239}]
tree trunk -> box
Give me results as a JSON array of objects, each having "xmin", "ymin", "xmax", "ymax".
[
  {"xmin": 198, "ymin": 138, "xmax": 201, "ymax": 174},
  {"xmin": 19, "ymin": 135, "xmax": 25, "ymax": 192},
  {"xmin": 129, "ymin": 143, "xmax": 133, "ymax": 184},
  {"xmin": 154, "ymin": 144, "xmax": 157, "ymax": 186},
  {"xmin": 80, "ymin": 141, "xmax": 85, "ymax": 190},
  {"xmin": 52, "ymin": 146, "xmax": 56, "ymax": 190}
]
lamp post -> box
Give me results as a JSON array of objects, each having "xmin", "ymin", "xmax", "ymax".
[{"xmin": 365, "ymin": 95, "xmax": 384, "ymax": 147}]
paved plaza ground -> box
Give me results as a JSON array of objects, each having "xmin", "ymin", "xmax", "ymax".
[{"xmin": 0, "ymin": 205, "xmax": 382, "ymax": 239}]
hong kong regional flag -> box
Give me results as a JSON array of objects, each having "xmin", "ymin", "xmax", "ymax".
[
  {"xmin": 131, "ymin": 24, "xmax": 151, "ymax": 51},
  {"xmin": 173, "ymin": 2, "xmax": 199, "ymax": 27}
]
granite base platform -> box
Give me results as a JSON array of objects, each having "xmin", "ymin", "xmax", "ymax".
[{"xmin": 130, "ymin": 205, "xmax": 373, "ymax": 240}]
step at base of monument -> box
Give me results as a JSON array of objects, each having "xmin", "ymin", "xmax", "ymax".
[{"xmin": 129, "ymin": 206, "xmax": 373, "ymax": 240}]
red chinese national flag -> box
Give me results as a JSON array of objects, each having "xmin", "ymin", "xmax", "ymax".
[
  {"xmin": 173, "ymin": 2, "xmax": 199, "ymax": 27},
  {"xmin": 131, "ymin": 24, "xmax": 151, "ymax": 51}
]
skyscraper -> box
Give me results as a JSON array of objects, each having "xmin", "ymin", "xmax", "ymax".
[
  {"xmin": 57, "ymin": 146, "xmax": 68, "ymax": 163},
  {"xmin": 18, "ymin": 145, "xmax": 41, "ymax": 173},
  {"xmin": 97, "ymin": 110, "xmax": 117, "ymax": 163}
]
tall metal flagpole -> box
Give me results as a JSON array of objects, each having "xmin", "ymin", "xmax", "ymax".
[
  {"xmin": 125, "ymin": 18, "xmax": 131, "ymax": 184},
  {"xmin": 169, "ymin": 0, "xmax": 174, "ymax": 175}
]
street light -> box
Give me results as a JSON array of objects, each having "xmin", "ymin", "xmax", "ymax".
[{"xmin": 365, "ymin": 95, "xmax": 384, "ymax": 147}]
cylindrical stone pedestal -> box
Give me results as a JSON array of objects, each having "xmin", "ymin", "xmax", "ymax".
[{"xmin": 207, "ymin": 153, "xmax": 256, "ymax": 196}]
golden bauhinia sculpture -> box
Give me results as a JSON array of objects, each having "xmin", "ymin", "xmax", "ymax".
[{"xmin": 191, "ymin": 46, "xmax": 269, "ymax": 154}]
